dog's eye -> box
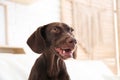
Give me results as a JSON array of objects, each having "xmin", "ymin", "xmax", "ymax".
[{"xmin": 51, "ymin": 27, "xmax": 60, "ymax": 33}]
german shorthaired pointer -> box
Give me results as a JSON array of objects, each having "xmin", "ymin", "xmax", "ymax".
[{"xmin": 27, "ymin": 22, "xmax": 77, "ymax": 80}]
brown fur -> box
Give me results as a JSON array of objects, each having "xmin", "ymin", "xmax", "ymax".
[{"xmin": 27, "ymin": 22, "xmax": 77, "ymax": 80}]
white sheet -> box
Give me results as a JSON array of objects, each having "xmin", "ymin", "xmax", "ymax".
[
  {"xmin": 65, "ymin": 59, "xmax": 115, "ymax": 80},
  {"xmin": 0, "ymin": 53, "xmax": 118, "ymax": 80},
  {"xmin": 0, "ymin": 53, "xmax": 37, "ymax": 80}
]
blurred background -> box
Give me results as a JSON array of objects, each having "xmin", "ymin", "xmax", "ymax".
[{"xmin": 0, "ymin": 0, "xmax": 120, "ymax": 76}]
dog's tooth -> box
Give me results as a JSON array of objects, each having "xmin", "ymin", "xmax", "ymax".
[{"xmin": 63, "ymin": 50, "xmax": 66, "ymax": 54}]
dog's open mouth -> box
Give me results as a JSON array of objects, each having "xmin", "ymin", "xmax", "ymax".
[{"xmin": 55, "ymin": 47, "xmax": 73, "ymax": 59}]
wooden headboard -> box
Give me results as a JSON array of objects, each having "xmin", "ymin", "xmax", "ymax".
[{"xmin": 0, "ymin": 46, "xmax": 25, "ymax": 54}]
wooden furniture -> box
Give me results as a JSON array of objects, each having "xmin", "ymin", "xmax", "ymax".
[{"xmin": 0, "ymin": 46, "xmax": 25, "ymax": 54}]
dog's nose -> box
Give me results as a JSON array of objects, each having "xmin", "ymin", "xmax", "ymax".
[{"xmin": 67, "ymin": 38, "xmax": 77, "ymax": 44}]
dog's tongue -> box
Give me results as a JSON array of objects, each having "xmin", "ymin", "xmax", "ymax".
[{"xmin": 55, "ymin": 48, "xmax": 73, "ymax": 58}]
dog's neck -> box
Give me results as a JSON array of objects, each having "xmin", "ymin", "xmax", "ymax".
[{"xmin": 43, "ymin": 48, "xmax": 64, "ymax": 78}]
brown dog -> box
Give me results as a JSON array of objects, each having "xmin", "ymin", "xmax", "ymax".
[{"xmin": 27, "ymin": 22, "xmax": 77, "ymax": 80}]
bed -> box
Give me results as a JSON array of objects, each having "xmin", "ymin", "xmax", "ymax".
[{"xmin": 0, "ymin": 53, "xmax": 118, "ymax": 80}]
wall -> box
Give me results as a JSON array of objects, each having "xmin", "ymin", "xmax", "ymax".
[
  {"xmin": 0, "ymin": 0, "xmax": 60, "ymax": 53},
  {"xmin": 117, "ymin": 0, "xmax": 120, "ymax": 73},
  {"xmin": 0, "ymin": 4, "xmax": 6, "ymax": 45}
]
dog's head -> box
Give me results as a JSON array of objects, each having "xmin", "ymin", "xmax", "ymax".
[{"xmin": 27, "ymin": 22, "xmax": 77, "ymax": 59}]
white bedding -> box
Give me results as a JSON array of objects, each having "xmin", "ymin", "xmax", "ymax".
[{"xmin": 0, "ymin": 53, "xmax": 118, "ymax": 80}]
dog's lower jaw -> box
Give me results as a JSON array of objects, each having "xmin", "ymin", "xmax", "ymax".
[{"xmin": 55, "ymin": 48, "xmax": 74, "ymax": 60}]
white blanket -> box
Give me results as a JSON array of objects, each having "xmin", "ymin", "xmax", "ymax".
[{"xmin": 0, "ymin": 53, "xmax": 118, "ymax": 80}]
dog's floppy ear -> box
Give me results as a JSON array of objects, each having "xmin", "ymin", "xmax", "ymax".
[{"xmin": 27, "ymin": 26, "xmax": 47, "ymax": 53}]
